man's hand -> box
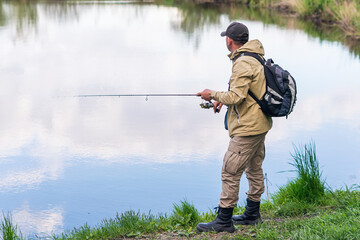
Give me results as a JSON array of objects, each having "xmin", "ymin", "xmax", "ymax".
[
  {"xmin": 196, "ymin": 89, "xmax": 212, "ymax": 101},
  {"xmin": 213, "ymin": 101, "xmax": 223, "ymax": 113}
]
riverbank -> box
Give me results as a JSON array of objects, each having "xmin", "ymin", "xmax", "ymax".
[
  {"xmin": 267, "ymin": 0, "xmax": 360, "ymax": 40},
  {"xmin": 187, "ymin": 0, "xmax": 360, "ymax": 40},
  {"xmin": 2, "ymin": 188, "xmax": 359, "ymax": 239},
  {"xmin": 152, "ymin": 0, "xmax": 360, "ymax": 56},
  {"xmin": 2, "ymin": 144, "xmax": 360, "ymax": 239},
  {"xmin": 69, "ymin": 189, "xmax": 360, "ymax": 239}
]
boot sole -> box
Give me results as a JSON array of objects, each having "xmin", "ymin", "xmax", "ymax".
[{"xmin": 196, "ymin": 225, "xmax": 235, "ymax": 233}]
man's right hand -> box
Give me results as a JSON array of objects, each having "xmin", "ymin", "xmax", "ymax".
[{"xmin": 213, "ymin": 101, "xmax": 223, "ymax": 113}]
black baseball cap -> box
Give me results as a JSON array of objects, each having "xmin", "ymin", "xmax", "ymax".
[{"xmin": 220, "ymin": 22, "xmax": 249, "ymax": 43}]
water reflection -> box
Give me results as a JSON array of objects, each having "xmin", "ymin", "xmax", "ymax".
[
  {"xmin": 0, "ymin": 0, "xmax": 37, "ymax": 39},
  {"xmin": 12, "ymin": 204, "xmax": 64, "ymax": 237},
  {"xmin": 0, "ymin": 2, "xmax": 5, "ymax": 27},
  {"xmin": 156, "ymin": 0, "xmax": 360, "ymax": 56},
  {"xmin": 0, "ymin": 0, "xmax": 359, "ymax": 56}
]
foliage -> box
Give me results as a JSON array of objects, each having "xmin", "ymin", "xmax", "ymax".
[
  {"xmin": 272, "ymin": 142, "xmax": 326, "ymax": 210},
  {"xmin": 327, "ymin": 0, "xmax": 360, "ymax": 37},
  {"xmin": 295, "ymin": 0, "xmax": 331, "ymax": 15},
  {"xmin": 0, "ymin": 212, "xmax": 24, "ymax": 240},
  {"xmin": 254, "ymin": 204, "xmax": 360, "ymax": 239},
  {"xmin": 172, "ymin": 199, "xmax": 200, "ymax": 228},
  {"xmin": 232, "ymin": 0, "xmax": 360, "ymax": 38},
  {"xmin": 326, "ymin": 184, "xmax": 360, "ymax": 209}
]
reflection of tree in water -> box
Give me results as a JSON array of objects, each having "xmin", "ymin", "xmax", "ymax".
[
  {"xmin": 42, "ymin": 1, "xmax": 80, "ymax": 23},
  {"xmin": 167, "ymin": 1, "xmax": 222, "ymax": 48},
  {"xmin": 0, "ymin": 0, "xmax": 79, "ymax": 40},
  {"xmin": 1, "ymin": 0, "xmax": 359, "ymax": 56},
  {"xmin": 159, "ymin": 0, "xmax": 360, "ymax": 57},
  {"xmin": 236, "ymin": 6, "xmax": 360, "ymax": 57},
  {"xmin": 0, "ymin": 0, "xmax": 38, "ymax": 38},
  {"xmin": 176, "ymin": 4, "xmax": 221, "ymax": 33},
  {"xmin": 0, "ymin": 1, "xmax": 6, "ymax": 26},
  {"xmin": 300, "ymin": 21, "xmax": 360, "ymax": 58}
]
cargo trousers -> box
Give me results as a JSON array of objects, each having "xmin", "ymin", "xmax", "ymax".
[{"xmin": 219, "ymin": 132, "xmax": 267, "ymax": 208}]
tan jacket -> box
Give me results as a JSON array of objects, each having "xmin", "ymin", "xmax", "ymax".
[{"xmin": 211, "ymin": 39, "xmax": 272, "ymax": 137}]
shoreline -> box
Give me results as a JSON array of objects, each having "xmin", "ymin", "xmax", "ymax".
[
  {"xmin": 2, "ymin": 189, "xmax": 359, "ymax": 239},
  {"xmin": 2, "ymin": 143, "xmax": 360, "ymax": 239},
  {"xmin": 275, "ymin": 0, "xmax": 359, "ymax": 40},
  {"xmin": 189, "ymin": 0, "xmax": 360, "ymax": 41}
]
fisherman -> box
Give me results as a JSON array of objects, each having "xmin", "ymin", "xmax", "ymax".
[{"xmin": 196, "ymin": 22, "xmax": 272, "ymax": 233}]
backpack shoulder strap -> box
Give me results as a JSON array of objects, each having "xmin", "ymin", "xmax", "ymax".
[
  {"xmin": 232, "ymin": 51, "xmax": 265, "ymax": 64},
  {"xmin": 241, "ymin": 51, "xmax": 265, "ymax": 65},
  {"xmin": 248, "ymin": 90, "xmax": 262, "ymax": 105},
  {"xmin": 238, "ymin": 52, "xmax": 266, "ymax": 103}
]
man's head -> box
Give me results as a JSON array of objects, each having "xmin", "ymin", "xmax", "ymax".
[{"xmin": 220, "ymin": 22, "xmax": 249, "ymax": 52}]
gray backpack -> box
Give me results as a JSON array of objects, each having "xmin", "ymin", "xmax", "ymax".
[{"xmin": 241, "ymin": 52, "xmax": 297, "ymax": 118}]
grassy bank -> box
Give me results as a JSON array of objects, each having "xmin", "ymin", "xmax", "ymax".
[
  {"xmin": 233, "ymin": 0, "xmax": 360, "ymax": 39},
  {"xmin": 1, "ymin": 143, "xmax": 360, "ymax": 239},
  {"xmin": 2, "ymin": 190, "xmax": 360, "ymax": 239},
  {"xmin": 52, "ymin": 189, "xmax": 360, "ymax": 239}
]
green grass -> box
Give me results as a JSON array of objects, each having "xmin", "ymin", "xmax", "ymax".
[
  {"xmin": 0, "ymin": 212, "xmax": 24, "ymax": 240},
  {"xmin": 172, "ymin": 199, "xmax": 200, "ymax": 228},
  {"xmin": 230, "ymin": 0, "xmax": 360, "ymax": 38},
  {"xmin": 279, "ymin": 142, "xmax": 325, "ymax": 203},
  {"xmin": 271, "ymin": 142, "xmax": 327, "ymax": 216},
  {"xmin": 53, "ymin": 210, "xmax": 174, "ymax": 239}
]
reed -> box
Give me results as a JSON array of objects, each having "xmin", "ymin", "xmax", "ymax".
[
  {"xmin": 327, "ymin": 0, "xmax": 360, "ymax": 37},
  {"xmin": 272, "ymin": 142, "xmax": 326, "ymax": 216},
  {"xmin": 0, "ymin": 212, "xmax": 24, "ymax": 240}
]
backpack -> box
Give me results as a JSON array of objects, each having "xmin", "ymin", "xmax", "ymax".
[{"xmin": 241, "ymin": 52, "xmax": 297, "ymax": 118}]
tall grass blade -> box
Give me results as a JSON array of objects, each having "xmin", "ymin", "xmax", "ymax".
[
  {"xmin": 273, "ymin": 142, "xmax": 326, "ymax": 206},
  {"xmin": 0, "ymin": 212, "xmax": 24, "ymax": 240}
]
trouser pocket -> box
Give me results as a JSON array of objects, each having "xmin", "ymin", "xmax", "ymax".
[{"xmin": 223, "ymin": 139, "xmax": 246, "ymax": 175}]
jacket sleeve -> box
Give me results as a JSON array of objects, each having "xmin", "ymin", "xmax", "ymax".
[{"xmin": 211, "ymin": 59, "xmax": 253, "ymax": 106}]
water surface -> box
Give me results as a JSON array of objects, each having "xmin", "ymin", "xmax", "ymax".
[{"xmin": 0, "ymin": 0, "xmax": 360, "ymax": 237}]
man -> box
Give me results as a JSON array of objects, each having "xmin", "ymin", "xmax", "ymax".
[{"xmin": 196, "ymin": 22, "xmax": 272, "ymax": 233}]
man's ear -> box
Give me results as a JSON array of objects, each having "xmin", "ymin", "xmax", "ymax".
[
  {"xmin": 227, "ymin": 37, "xmax": 234, "ymax": 51},
  {"xmin": 226, "ymin": 37, "xmax": 232, "ymax": 45}
]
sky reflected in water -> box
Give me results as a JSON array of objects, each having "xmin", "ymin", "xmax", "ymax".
[{"xmin": 0, "ymin": 0, "xmax": 360, "ymax": 237}]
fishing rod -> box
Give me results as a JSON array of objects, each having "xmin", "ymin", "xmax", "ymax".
[
  {"xmin": 76, "ymin": 93, "xmax": 197, "ymax": 97},
  {"xmin": 74, "ymin": 93, "xmax": 215, "ymax": 109}
]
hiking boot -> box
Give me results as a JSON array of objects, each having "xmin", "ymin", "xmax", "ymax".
[
  {"xmin": 196, "ymin": 207, "xmax": 235, "ymax": 233},
  {"xmin": 232, "ymin": 198, "xmax": 262, "ymax": 225}
]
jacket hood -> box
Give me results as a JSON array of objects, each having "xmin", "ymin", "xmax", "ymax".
[{"xmin": 229, "ymin": 39, "xmax": 265, "ymax": 60}]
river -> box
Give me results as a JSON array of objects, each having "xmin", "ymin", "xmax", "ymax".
[{"xmin": 0, "ymin": 0, "xmax": 359, "ymax": 238}]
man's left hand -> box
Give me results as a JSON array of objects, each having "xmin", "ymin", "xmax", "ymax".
[{"xmin": 196, "ymin": 89, "xmax": 212, "ymax": 101}]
